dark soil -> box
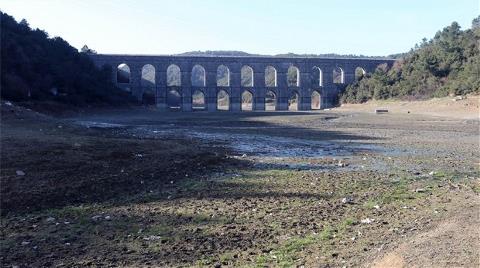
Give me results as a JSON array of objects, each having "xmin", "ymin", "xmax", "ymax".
[{"xmin": 1, "ymin": 104, "xmax": 241, "ymax": 214}]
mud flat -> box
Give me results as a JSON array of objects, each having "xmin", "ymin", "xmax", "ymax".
[{"xmin": 1, "ymin": 103, "xmax": 479, "ymax": 267}]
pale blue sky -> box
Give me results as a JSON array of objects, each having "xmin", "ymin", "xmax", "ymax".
[{"xmin": 2, "ymin": 0, "xmax": 479, "ymax": 56}]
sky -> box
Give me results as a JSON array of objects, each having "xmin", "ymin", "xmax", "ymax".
[{"xmin": 2, "ymin": 0, "xmax": 479, "ymax": 56}]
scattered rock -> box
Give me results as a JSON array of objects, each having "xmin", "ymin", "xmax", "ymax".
[
  {"xmin": 91, "ymin": 215, "xmax": 102, "ymax": 221},
  {"xmin": 337, "ymin": 161, "xmax": 348, "ymax": 167},
  {"xmin": 21, "ymin": 241, "xmax": 30, "ymax": 246},
  {"xmin": 104, "ymin": 215, "xmax": 112, "ymax": 221},
  {"xmin": 16, "ymin": 170, "xmax": 25, "ymax": 176},
  {"xmin": 241, "ymin": 154, "xmax": 247, "ymax": 158},
  {"xmin": 415, "ymin": 188, "xmax": 426, "ymax": 193},
  {"xmin": 143, "ymin": 235, "xmax": 162, "ymax": 241},
  {"xmin": 373, "ymin": 205, "xmax": 380, "ymax": 210},
  {"xmin": 361, "ymin": 218, "xmax": 375, "ymax": 224},
  {"xmin": 341, "ymin": 197, "xmax": 354, "ymax": 204},
  {"xmin": 45, "ymin": 217, "xmax": 55, "ymax": 222},
  {"xmin": 452, "ymin": 95, "xmax": 466, "ymax": 101}
]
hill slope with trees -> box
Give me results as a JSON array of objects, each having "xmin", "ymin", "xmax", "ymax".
[
  {"xmin": 1, "ymin": 12, "xmax": 134, "ymax": 108},
  {"xmin": 178, "ymin": 50, "xmax": 388, "ymax": 58},
  {"xmin": 342, "ymin": 17, "xmax": 480, "ymax": 103}
]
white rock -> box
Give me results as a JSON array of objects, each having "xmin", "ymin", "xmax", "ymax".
[
  {"xmin": 104, "ymin": 215, "xmax": 111, "ymax": 221},
  {"xmin": 21, "ymin": 241, "xmax": 30, "ymax": 246},
  {"xmin": 16, "ymin": 170, "xmax": 25, "ymax": 176},
  {"xmin": 373, "ymin": 205, "xmax": 380, "ymax": 210},
  {"xmin": 46, "ymin": 217, "xmax": 55, "ymax": 222},
  {"xmin": 143, "ymin": 235, "xmax": 161, "ymax": 241},
  {"xmin": 361, "ymin": 218, "xmax": 374, "ymax": 224},
  {"xmin": 91, "ymin": 215, "xmax": 102, "ymax": 221}
]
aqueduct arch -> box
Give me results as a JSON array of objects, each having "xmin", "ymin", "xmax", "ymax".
[{"xmin": 91, "ymin": 54, "xmax": 394, "ymax": 111}]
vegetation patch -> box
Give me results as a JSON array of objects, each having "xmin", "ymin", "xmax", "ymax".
[{"xmin": 342, "ymin": 17, "xmax": 480, "ymax": 103}]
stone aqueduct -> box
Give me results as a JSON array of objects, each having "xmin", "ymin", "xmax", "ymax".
[{"xmin": 90, "ymin": 54, "xmax": 394, "ymax": 111}]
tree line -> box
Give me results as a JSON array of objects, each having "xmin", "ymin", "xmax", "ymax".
[
  {"xmin": 342, "ymin": 17, "xmax": 480, "ymax": 103},
  {"xmin": 1, "ymin": 12, "xmax": 134, "ymax": 107}
]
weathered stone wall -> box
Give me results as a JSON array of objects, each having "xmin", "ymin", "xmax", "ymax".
[{"xmin": 90, "ymin": 54, "xmax": 394, "ymax": 111}]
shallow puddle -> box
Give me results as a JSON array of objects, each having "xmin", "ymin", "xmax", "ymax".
[{"xmin": 75, "ymin": 120, "xmax": 408, "ymax": 171}]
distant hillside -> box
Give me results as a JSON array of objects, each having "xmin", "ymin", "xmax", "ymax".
[
  {"xmin": 273, "ymin": 53, "xmax": 388, "ymax": 59},
  {"xmin": 177, "ymin": 51, "xmax": 259, "ymax": 57},
  {"xmin": 177, "ymin": 50, "xmax": 388, "ymax": 58},
  {"xmin": 342, "ymin": 17, "xmax": 480, "ymax": 103},
  {"xmin": 0, "ymin": 12, "xmax": 134, "ymax": 108}
]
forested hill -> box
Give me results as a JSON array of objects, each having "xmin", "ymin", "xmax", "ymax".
[
  {"xmin": 341, "ymin": 17, "xmax": 480, "ymax": 103},
  {"xmin": 177, "ymin": 50, "xmax": 387, "ymax": 58},
  {"xmin": 0, "ymin": 12, "xmax": 134, "ymax": 108},
  {"xmin": 177, "ymin": 51, "xmax": 260, "ymax": 57}
]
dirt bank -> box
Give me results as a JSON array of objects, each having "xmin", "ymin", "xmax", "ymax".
[{"xmin": 337, "ymin": 95, "xmax": 479, "ymax": 120}]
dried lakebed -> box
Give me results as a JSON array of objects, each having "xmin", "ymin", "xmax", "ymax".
[{"xmin": 2, "ymin": 109, "xmax": 479, "ymax": 267}]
